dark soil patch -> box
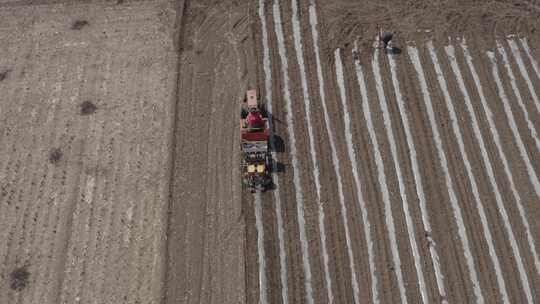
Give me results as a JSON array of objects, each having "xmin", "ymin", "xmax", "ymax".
[
  {"xmin": 0, "ymin": 69, "xmax": 10, "ymax": 82},
  {"xmin": 80, "ymin": 101, "xmax": 97, "ymax": 115},
  {"xmin": 10, "ymin": 266, "xmax": 30, "ymax": 291},
  {"xmin": 49, "ymin": 148, "xmax": 63, "ymax": 164},
  {"xmin": 71, "ymin": 20, "xmax": 89, "ymax": 30}
]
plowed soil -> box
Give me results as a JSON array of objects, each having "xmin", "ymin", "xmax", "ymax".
[{"xmin": 1, "ymin": 0, "xmax": 539, "ymax": 304}]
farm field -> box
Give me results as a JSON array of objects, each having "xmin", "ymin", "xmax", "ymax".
[
  {"xmin": 248, "ymin": 0, "xmax": 540, "ymax": 304},
  {"xmin": 0, "ymin": 0, "xmax": 539, "ymax": 304},
  {"xmin": 0, "ymin": 0, "xmax": 179, "ymax": 303}
]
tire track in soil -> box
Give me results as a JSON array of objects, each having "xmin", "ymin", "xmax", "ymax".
[
  {"xmin": 165, "ymin": 1, "xmax": 247, "ymax": 303},
  {"xmin": 132, "ymin": 43, "xmax": 172, "ymax": 303}
]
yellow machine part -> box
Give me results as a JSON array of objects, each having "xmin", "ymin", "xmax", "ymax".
[
  {"xmin": 257, "ymin": 164, "xmax": 265, "ymax": 173},
  {"xmin": 247, "ymin": 165, "xmax": 256, "ymax": 173}
]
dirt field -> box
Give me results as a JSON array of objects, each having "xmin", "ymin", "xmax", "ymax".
[
  {"xmin": 164, "ymin": 1, "xmax": 251, "ymax": 303},
  {"xmin": 248, "ymin": 0, "xmax": 540, "ymax": 304},
  {"xmin": 1, "ymin": 0, "xmax": 539, "ymax": 304},
  {"xmin": 0, "ymin": 0, "xmax": 180, "ymax": 303}
]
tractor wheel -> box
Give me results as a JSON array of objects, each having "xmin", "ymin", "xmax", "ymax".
[{"xmin": 241, "ymin": 107, "xmax": 248, "ymax": 119}]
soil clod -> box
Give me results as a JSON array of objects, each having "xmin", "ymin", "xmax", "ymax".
[
  {"xmin": 80, "ymin": 101, "xmax": 97, "ymax": 115},
  {"xmin": 71, "ymin": 20, "xmax": 89, "ymax": 30},
  {"xmin": 10, "ymin": 266, "xmax": 30, "ymax": 291},
  {"xmin": 0, "ymin": 69, "xmax": 10, "ymax": 82},
  {"xmin": 49, "ymin": 148, "xmax": 63, "ymax": 164}
]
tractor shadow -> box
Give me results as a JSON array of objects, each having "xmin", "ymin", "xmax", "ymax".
[
  {"xmin": 386, "ymin": 47, "xmax": 402, "ymax": 55},
  {"xmin": 270, "ymin": 134, "xmax": 285, "ymax": 153}
]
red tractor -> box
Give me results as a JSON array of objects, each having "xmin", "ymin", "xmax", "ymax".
[{"xmin": 240, "ymin": 90, "xmax": 272, "ymax": 192}]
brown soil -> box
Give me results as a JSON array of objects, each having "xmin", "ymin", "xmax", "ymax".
[
  {"xmin": 320, "ymin": 0, "xmax": 540, "ymax": 53},
  {"xmin": 1, "ymin": 0, "xmax": 539, "ymax": 304},
  {"xmin": 164, "ymin": 0, "xmax": 250, "ymax": 303}
]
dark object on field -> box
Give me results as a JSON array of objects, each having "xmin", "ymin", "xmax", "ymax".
[
  {"xmin": 380, "ymin": 31, "xmax": 393, "ymax": 47},
  {"xmin": 49, "ymin": 148, "xmax": 63, "ymax": 164},
  {"xmin": 275, "ymin": 162, "xmax": 286, "ymax": 173},
  {"xmin": 352, "ymin": 50, "xmax": 359, "ymax": 61},
  {"xmin": 271, "ymin": 134, "xmax": 285, "ymax": 153},
  {"xmin": 10, "ymin": 266, "xmax": 30, "ymax": 291},
  {"xmin": 71, "ymin": 20, "xmax": 89, "ymax": 30},
  {"xmin": 80, "ymin": 101, "xmax": 97, "ymax": 115},
  {"xmin": 0, "ymin": 69, "xmax": 10, "ymax": 82},
  {"xmin": 116, "ymin": 0, "xmax": 124, "ymax": 4}
]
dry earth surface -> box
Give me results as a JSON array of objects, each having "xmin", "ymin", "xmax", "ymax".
[
  {"xmin": 247, "ymin": 0, "xmax": 540, "ymax": 304},
  {"xmin": 1, "ymin": 0, "xmax": 539, "ymax": 304}
]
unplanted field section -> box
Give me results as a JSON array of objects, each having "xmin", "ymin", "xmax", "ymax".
[{"xmin": 0, "ymin": 1, "xmax": 177, "ymax": 304}]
